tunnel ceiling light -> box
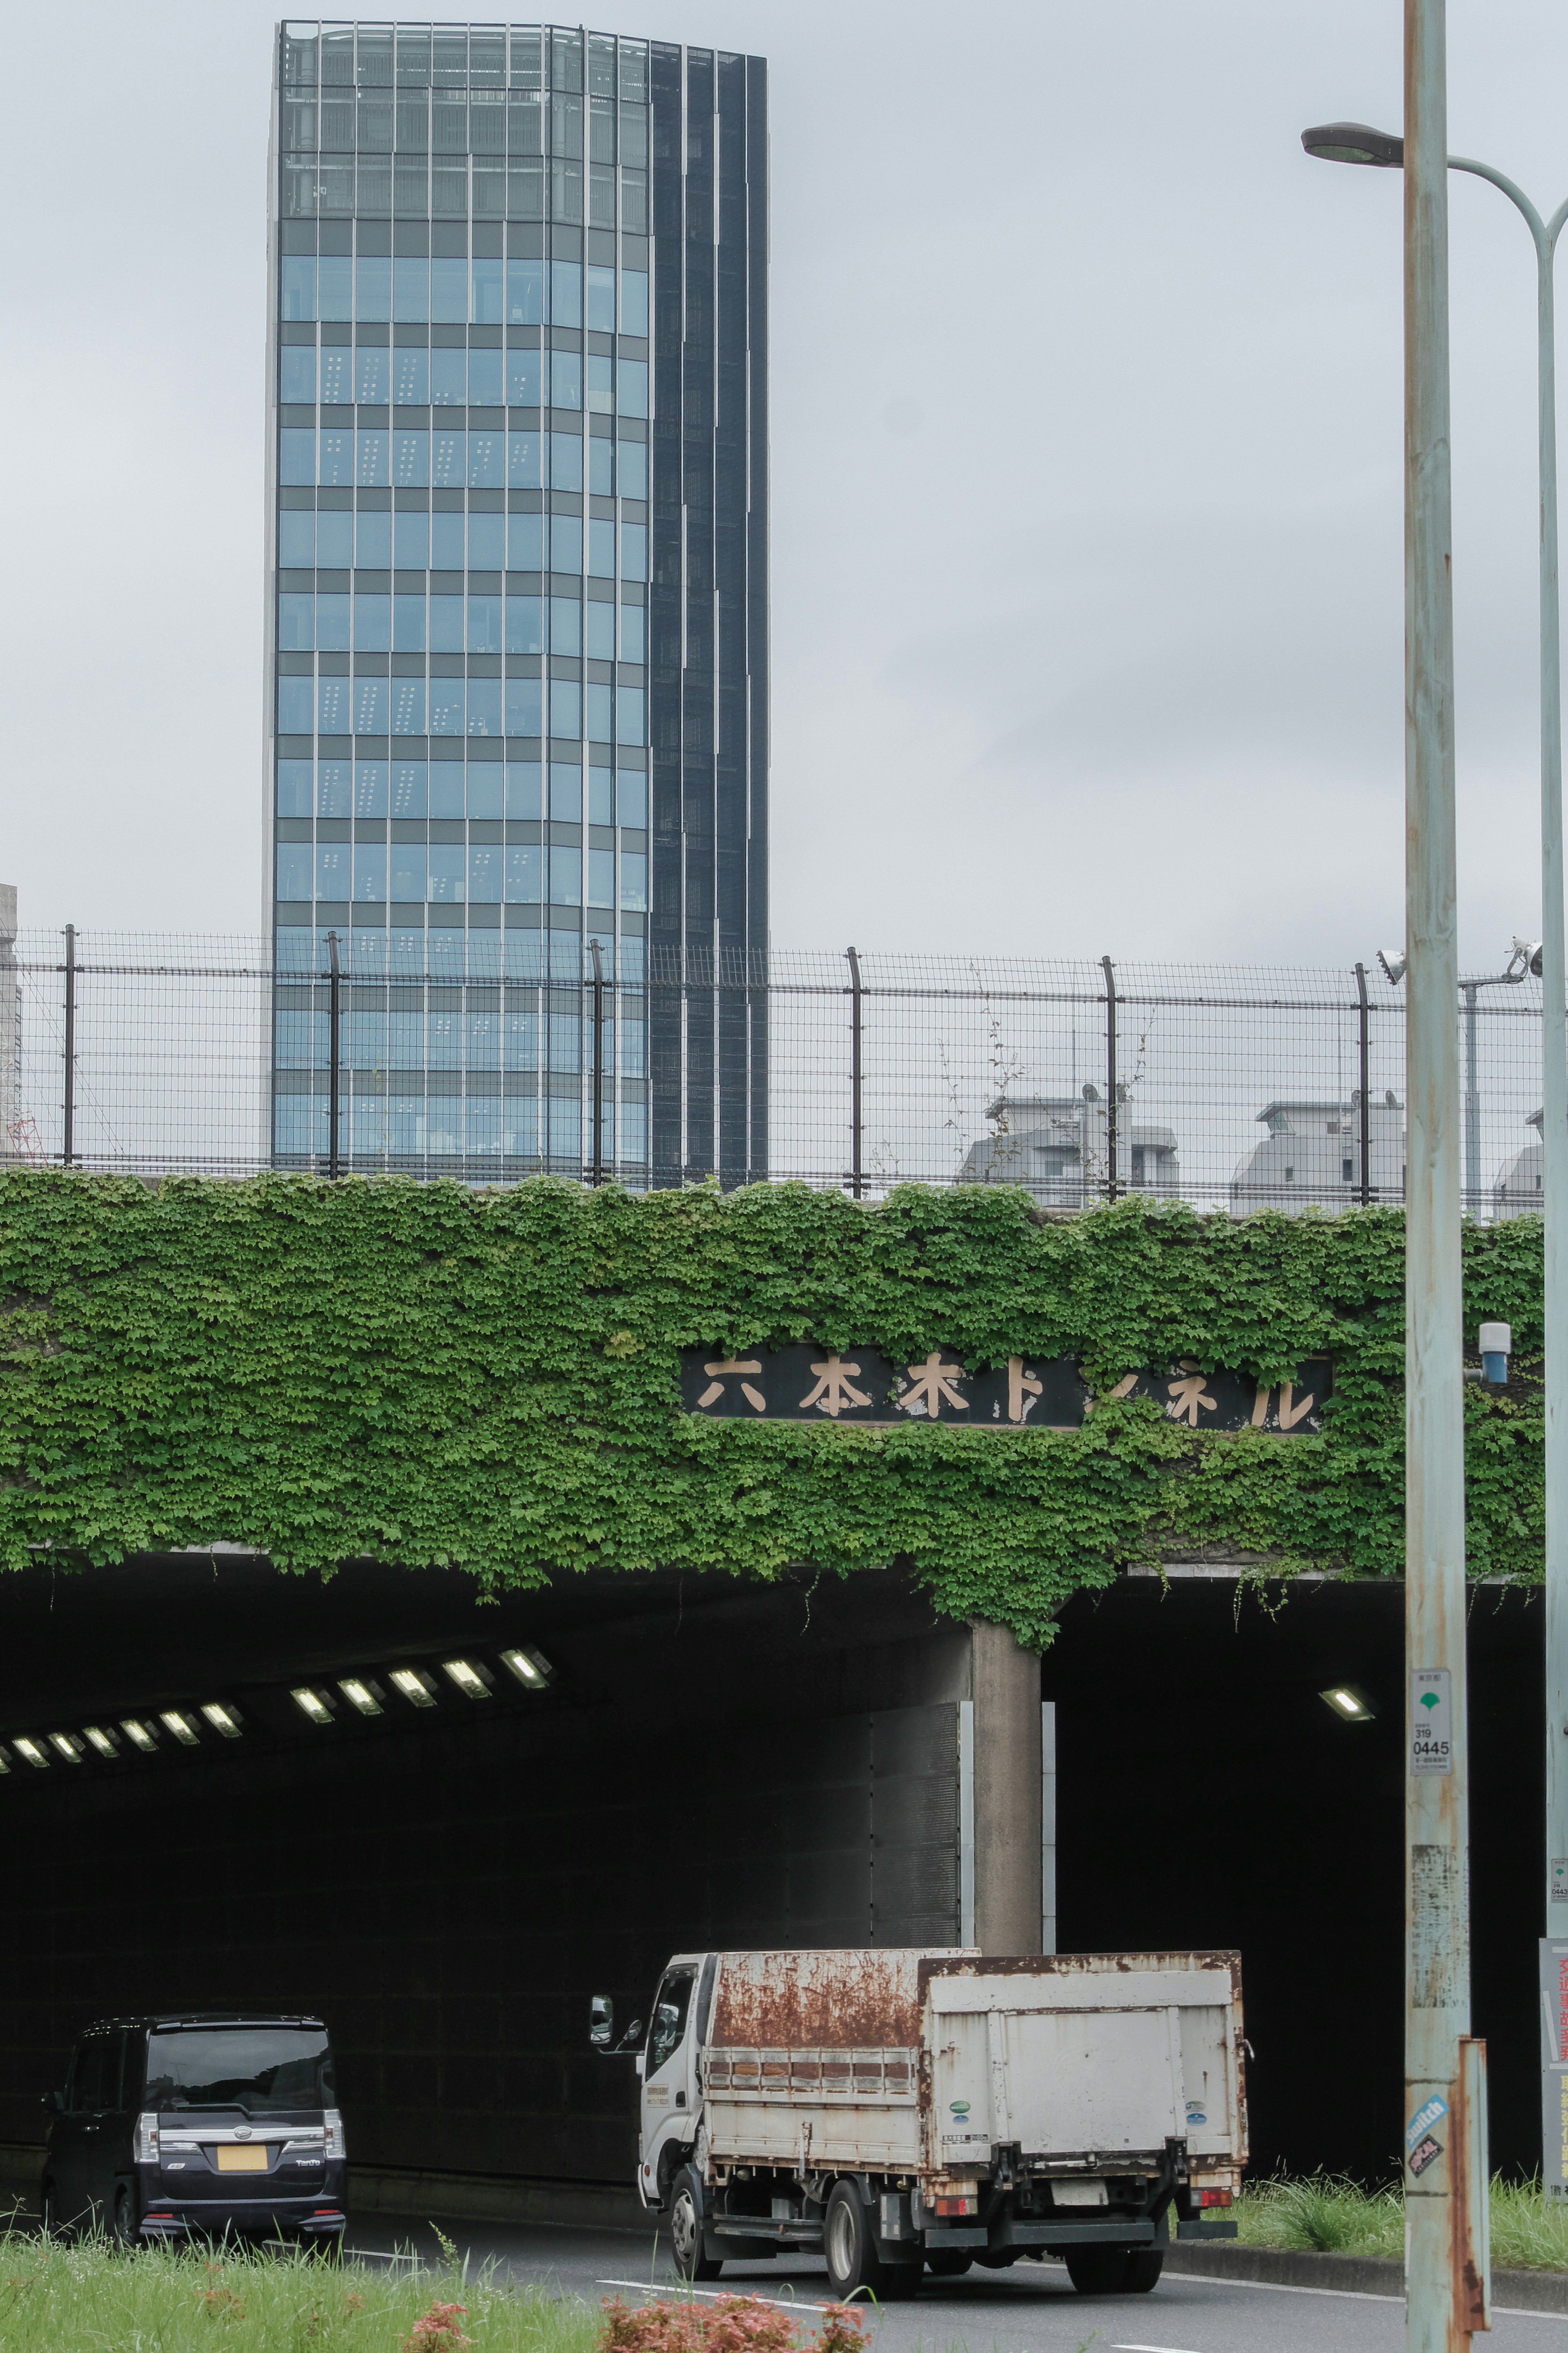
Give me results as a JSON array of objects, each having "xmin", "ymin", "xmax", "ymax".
[
  {"xmin": 83, "ymin": 1726, "xmax": 120, "ymax": 1760},
  {"xmin": 292, "ymin": 1686, "xmax": 335, "ymax": 1726},
  {"xmin": 1320, "ymin": 1684, "xmax": 1377, "ymax": 1722},
  {"xmin": 200, "ymin": 1703, "xmax": 243, "ymax": 1740},
  {"xmin": 500, "ymin": 1646, "xmax": 554, "ymax": 1691},
  {"xmin": 160, "ymin": 1711, "xmax": 200, "ymax": 1746},
  {"xmin": 120, "ymin": 1718, "xmax": 158, "ymax": 1753},
  {"xmin": 442, "ymin": 1657, "xmax": 493, "ymax": 1700},
  {"xmin": 12, "ymin": 1738, "xmax": 49, "ymax": 1769},
  {"xmin": 48, "ymin": 1733, "xmax": 85, "ymax": 1765},
  {"xmin": 0, "ymin": 1749, "xmax": 10, "ymax": 1775},
  {"xmin": 338, "ymin": 1677, "xmax": 383, "ymax": 1718},
  {"xmin": 389, "ymin": 1668, "xmax": 437, "ymax": 1709}
]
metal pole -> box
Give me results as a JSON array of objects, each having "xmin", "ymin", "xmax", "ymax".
[
  {"xmin": 1403, "ymin": 3, "xmax": 1476, "ymax": 2342},
  {"xmin": 62, "ymin": 923, "xmax": 75, "ymax": 1170},
  {"xmin": 327, "ymin": 929, "xmax": 341, "ymax": 1181},
  {"xmin": 847, "ymin": 945, "xmax": 863, "ymax": 1200},
  {"xmin": 1356, "ymin": 960, "xmax": 1373, "ymax": 1205},
  {"xmin": 1462, "ymin": 982, "xmax": 1479, "ymax": 1214},
  {"xmin": 590, "ymin": 937, "xmax": 606, "ymax": 1187},
  {"xmin": 1445, "ymin": 144, "xmax": 1568, "ymax": 2157},
  {"xmin": 1536, "ymin": 184, "xmax": 1568, "ymax": 2018},
  {"xmin": 1102, "ymin": 955, "xmax": 1118, "ymax": 1202}
]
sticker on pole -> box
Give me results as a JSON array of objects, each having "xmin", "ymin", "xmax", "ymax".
[
  {"xmin": 1410, "ymin": 1669, "xmax": 1453, "ymax": 1776},
  {"xmin": 1405, "ymin": 2095, "xmax": 1448, "ymax": 2152},
  {"xmin": 1408, "ymin": 2134, "xmax": 1444, "ymax": 2179},
  {"xmin": 1553, "ymin": 1859, "xmax": 1568, "ymax": 1904}
]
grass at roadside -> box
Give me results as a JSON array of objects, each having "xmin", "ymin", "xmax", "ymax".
[
  {"xmin": 1233, "ymin": 2174, "xmax": 1568, "ymax": 2272},
  {"xmin": 0, "ymin": 2228, "xmax": 605, "ymax": 2352}
]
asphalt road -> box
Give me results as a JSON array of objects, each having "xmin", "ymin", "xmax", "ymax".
[{"xmin": 343, "ymin": 2215, "xmax": 1566, "ymax": 2353}]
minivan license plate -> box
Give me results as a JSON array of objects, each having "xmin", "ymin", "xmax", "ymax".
[{"xmin": 216, "ymin": 2145, "xmax": 268, "ymax": 2172}]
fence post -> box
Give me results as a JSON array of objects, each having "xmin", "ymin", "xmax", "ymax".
[
  {"xmin": 61, "ymin": 924, "xmax": 76, "ymax": 1169},
  {"xmin": 1101, "ymin": 954, "xmax": 1118, "ymax": 1202},
  {"xmin": 847, "ymin": 945, "xmax": 863, "ymax": 1198},
  {"xmin": 327, "ymin": 929, "xmax": 341, "ymax": 1180},
  {"xmin": 590, "ymin": 937, "xmax": 606, "ymax": 1186},
  {"xmin": 1462, "ymin": 979, "xmax": 1481, "ymax": 1213},
  {"xmin": 1355, "ymin": 960, "xmax": 1372, "ymax": 1206}
]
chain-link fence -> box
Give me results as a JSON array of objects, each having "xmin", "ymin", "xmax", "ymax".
[{"xmin": 0, "ymin": 930, "xmax": 1552, "ymax": 1218}]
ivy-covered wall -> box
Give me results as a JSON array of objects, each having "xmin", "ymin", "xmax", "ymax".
[{"xmin": 0, "ymin": 1173, "xmax": 1547, "ymax": 1647}]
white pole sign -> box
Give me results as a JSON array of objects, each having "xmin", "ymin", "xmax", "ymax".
[{"xmin": 1410, "ymin": 1668, "xmax": 1453, "ymax": 1775}]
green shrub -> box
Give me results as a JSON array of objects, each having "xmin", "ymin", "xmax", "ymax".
[{"xmin": 1234, "ymin": 2174, "xmax": 1568, "ymax": 2272}]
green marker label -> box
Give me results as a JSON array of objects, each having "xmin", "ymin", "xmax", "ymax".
[{"xmin": 1411, "ymin": 1669, "xmax": 1452, "ymax": 1777}]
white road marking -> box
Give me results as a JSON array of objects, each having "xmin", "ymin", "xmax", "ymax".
[
  {"xmin": 1166, "ymin": 2270, "xmax": 1567, "ymax": 2321},
  {"xmin": 597, "ymin": 2279, "xmax": 836, "ymax": 2313},
  {"xmin": 1114, "ymin": 2342, "xmax": 1203, "ymax": 2352}
]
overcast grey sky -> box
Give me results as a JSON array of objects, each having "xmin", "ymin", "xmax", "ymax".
[{"xmin": 4, "ymin": 0, "xmax": 1568, "ymax": 965}]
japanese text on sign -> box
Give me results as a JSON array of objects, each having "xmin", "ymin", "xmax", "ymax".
[{"xmin": 678, "ymin": 1347, "xmax": 1333, "ymax": 1430}]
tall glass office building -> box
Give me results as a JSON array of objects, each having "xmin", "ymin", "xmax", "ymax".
[{"xmin": 267, "ymin": 22, "xmax": 768, "ymax": 1186}]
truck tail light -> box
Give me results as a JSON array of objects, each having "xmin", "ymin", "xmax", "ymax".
[
  {"xmin": 134, "ymin": 2112, "xmax": 159, "ymax": 2163},
  {"xmin": 1196, "ymin": 2189, "xmax": 1232, "ymax": 2208},
  {"xmin": 323, "ymin": 2109, "xmax": 345, "ymax": 2161},
  {"xmin": 933, "ymin": 2195, "xmax": 978, "ymax": 2216}
]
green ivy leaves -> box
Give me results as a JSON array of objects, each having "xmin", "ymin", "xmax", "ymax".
[{"xmin": 0, "ymin": 1172, "xmax": 1546, "ymax": 1648}]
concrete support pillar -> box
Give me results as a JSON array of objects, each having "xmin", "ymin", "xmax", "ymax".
[{"xmin": 971, "ymin": 1619, "xmax": 1043, "ymax": 1955}]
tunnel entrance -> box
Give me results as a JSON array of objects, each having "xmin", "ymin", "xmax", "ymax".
[
  {"xmin": 1046, "ymin": 1572, "xmax": 1544, "ymax": 2185},
  {"xmin": 0, "ymin": 1558, "xmax": 968, "ymax": 2222},
  {"xmin": 0, "ymin": 1557, "xmax": 1544, "ymax": 2215}
]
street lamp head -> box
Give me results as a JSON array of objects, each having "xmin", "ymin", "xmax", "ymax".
[
  {"xmin": 1301, "ymin": 121, "xmax": 1404, "ymax": 169},
  {"xmin": 1377, "ymin": 947, "xmax": 1408, "ymax": 987}
]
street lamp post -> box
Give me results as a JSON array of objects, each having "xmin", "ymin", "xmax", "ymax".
[
  {"xmin": 1303, "ymin": 120, "xmax": 1568, "ymax": 2105},
  {"xmin": 1377, "ymin": 946, "xmax": 1537, "ymax": 1212},
  {"xmin": 1461, "ymin": 955, "xmax": 1535, "ymax": 1210},
  {"xmin": 1302, "ymin": 7, "xmax": 1486, "ymax": 2338}
]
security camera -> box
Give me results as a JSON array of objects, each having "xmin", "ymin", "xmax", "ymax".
[
  {"xmin": 1513, "ymin": 935, "xmax": 1544, "ymax": 977},
  {"xmin": 1377, "ymin": 948, "xmax": 1408, "ymax": 987}
]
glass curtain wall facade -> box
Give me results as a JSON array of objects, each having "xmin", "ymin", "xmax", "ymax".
[{"xmin": 265, "ymin": 21, "xmax": 768, "ymax": 1184}]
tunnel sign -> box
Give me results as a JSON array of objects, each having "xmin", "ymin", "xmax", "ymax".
[{"xmin": 679, "ymin": 1348, "xmax": 1332, "ymax": 1431}]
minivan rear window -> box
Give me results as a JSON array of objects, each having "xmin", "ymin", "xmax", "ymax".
[{"xmin": 144, "ymin": 2027, "xmax": 332, "ymax": 2114}]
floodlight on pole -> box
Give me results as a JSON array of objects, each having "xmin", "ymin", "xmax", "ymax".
[
  {"xmin": 1378, "ymin": 948, "xmax": 1408, "ymax": 987},
  {"xmin": 1301, "ymin": 120, "xmax": 1405, "ymax": 169}
]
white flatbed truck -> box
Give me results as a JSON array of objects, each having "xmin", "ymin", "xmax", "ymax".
[{"xmin": 590, "ymin": 1945, "xmax": 1246, "ymax": 2299}]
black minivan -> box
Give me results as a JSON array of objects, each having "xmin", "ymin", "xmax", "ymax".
[{"xmin": 42, "ymin": 2012, "xmax": 346, "ymax": 2246}]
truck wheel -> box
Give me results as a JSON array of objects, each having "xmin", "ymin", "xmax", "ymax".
[
  {"xmin": 925, "ymin": 2251, "xmax": 973, "ymax": 2278},
  {"xmin": 823, "ymin": 2181, "xmax": 883, "ymax": 2301},
  {"xmin": 669, "ymin": 2167, "xmax": 723, "ymax": 2282},
  {"xmin": 1123, "ymin": 2250, "xmax": 1163, "ymax": 2292},
  {"xmin": 1064, "ymin": 2246, "xmax": 1130, "ymax": 2294}
]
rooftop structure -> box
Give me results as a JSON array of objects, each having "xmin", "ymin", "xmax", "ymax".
[
  {"xmin": 960, "ymin": 1090, "xmax": 1180, "ymax": 1207},
  {"xmin": 1230, "ymin": 1095, "xmax": 1405, "ymax": 1213}
]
